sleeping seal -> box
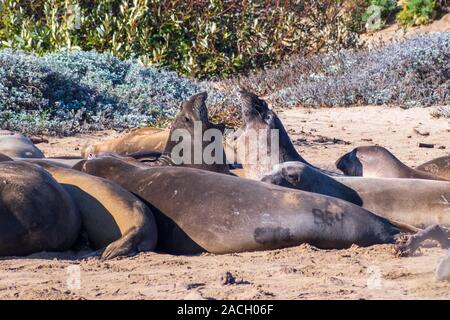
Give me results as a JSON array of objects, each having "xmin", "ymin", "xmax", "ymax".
[
  {"xmin": 336, "ymin": 146, "xmax": 447, "ymax": 181},
  {"xmin": 417, "ymin": 155, "xmax": 450, "ymax": 180},
  {"xmin": 31, "ymin": 161, "xmax": 157, "ymax": 259},
  {"xmin": 262, "ymin": 161, "xmax": 450, "ymax": 228},
  {"xmin": 81, "ymin": 127, "xmax": 169, "ymax": 158},
  {"xmin": 0, "ymin": 161, "xmax": 81, "ymax": 256},
  {"xmin": 79, "ymin": 156, "xmax": 405, "ymax": 254},
  {"xmin": 0, "ymin": 131, "xmax": 45, "ymax": 158}
]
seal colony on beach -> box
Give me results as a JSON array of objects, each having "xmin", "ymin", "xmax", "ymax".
[{"xmin": 0, "ymin": 90, "xmax": 449, "ymax": 278}]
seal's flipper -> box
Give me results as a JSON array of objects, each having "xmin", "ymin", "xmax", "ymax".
[
  {"xmin": 100, "ymin": 227, "xmax": 154, "ymax": 260},
  {"xmin": 395, "ymin": 224, "xmax": 450, "ymax": 257}
]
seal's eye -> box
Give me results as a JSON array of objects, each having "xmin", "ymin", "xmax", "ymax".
[
  {"xmin": 184, "ymin": 116, "xmax": 190, "ymax": 122},
  {"xmin": 263, "ymin": 114, "xmax": 274, "ymax": 124}
]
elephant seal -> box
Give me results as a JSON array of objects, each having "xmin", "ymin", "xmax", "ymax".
[
  {"xmin": 79, "ymin": 156, "xmax": 404, "ymax": 254},
  {"xmin": 0, "ymin": 131, "xmax": 45, "ymax": 158},
  {"xmin": 0, "ymin": 161, "xmax": 81, "ymax": 256},
  {"xmin": 336, "ymin": 146, "xmax": 447, "ymax": 181},
  {"xmin": 417, "ymin": 155, "xmax": 450, "ymax": 180},
  {"xmin": 0, "ymin": 153, "xmax": 13, "ymax": 162},
  {"xmin": 31, "ymin": 160, "xmax": 157, "ymax": 259},
  {"xmin": 262, "ymin": 161, "xmax": 450, "ymax": 228},
  {"xmin": 17, "ymin": 157, "xmax": 84, "ymax": 169},
  {"xmin": 233, "ymin": 90, "xmax": 333, "ymax": 180},
  {"xmin": 123, "ymin": 92, "xmax": 230, "ymax": 174},
  {"xmin": 81, "ymin": 127, "xmax": 169, "ymax": 158}
]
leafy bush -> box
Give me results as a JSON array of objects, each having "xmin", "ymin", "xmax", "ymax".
[
  {"xmin": 361, "ymin": 0, "xmax": 398, "ymax": 30},
  {"xmin": 0, "ymin": 0, "xmax": 367, "ymax": 79},
  {"xmin": 220, "ymin": 32, "xmax": 450, "ymax": 109},
  {"xmin": 0, "ymin": 49, "xmax": 228, "ymax": 135},
  {"xmin": 397, "ymin": 0, "xmax": 437, "ymax": 26}
]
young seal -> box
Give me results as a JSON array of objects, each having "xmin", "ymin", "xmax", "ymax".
[
  {"xmin": 31, "ymin": 161, "xmax": 157, "ymax": 259},
  {"xmin": 262, "ymin": 161, "xmax": 450, "ymax": 228},
  {"xmin": 336, "ymin": 146, "xmax": 447, "ymax": 181},
  {"xmin": 416, "ymin": 155, "xmax": 450, "ymax": 180},
  {"xmin": 0, "ymin": 131, "xmax": 45, "ymax": 158},
  {"xmin": 79, "ymin": 156, "xmax": 404, "ymax": 254},
  {"xmin": 81, "ymin": 127, "xmax": 169, "ymax": 158},
  {"xmin": 0, "ymin": 161, "xmax": 81, "ymax": 256}
]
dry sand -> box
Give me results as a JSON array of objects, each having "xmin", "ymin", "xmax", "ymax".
[{"xmin": 2, "ymin": 105, "xmax": 450, "ymax": 300}]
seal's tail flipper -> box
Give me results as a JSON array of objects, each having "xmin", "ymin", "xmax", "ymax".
[
  {"xmin": 395, "ymin": 224, "xmax": 450, "ymax": 257},
  {"xmin": 100, "ymin": 227, "xmax": 155, "ymax": 260}
]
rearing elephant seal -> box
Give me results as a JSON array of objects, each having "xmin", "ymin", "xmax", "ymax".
[
  {"xmin": 417, "ymin": 155, "xmax": 450, "ymax": 180},
  {"xmin": 0, "ymin": 161, "xmax": 81, "ymax": 256},
  {"xmin": 31, "ymin": 161, "xmax": 157, "ymax": 259},
  {"xmin": 79, "ymin": 156, "xmax": 404, "ymax": 254},
  {"xmin": 336, "ymin": 146, "xmax": 447, "ymax": 181},
  {"xmin": 233, "ymin": 90, "xmax": 334, "ymax": 180},
  {"xmin": 81, "ymin": 127, "xmax": 169, "ymax": 158},
  {"xmin": 262, "ymin": 161, "xmax": 450, "ymax": 228},
  {"xmin": 0, "ymin": 131, "xmax": 45, "ymax": 158}
]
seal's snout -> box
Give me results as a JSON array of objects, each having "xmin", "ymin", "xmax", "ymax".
[
  {"xmin": 335, "ymin": 153, "xmax": 348, "ymax": 173},
  {"xmin": 336, "ymin": 149, "xmax": 362, "ymax": 176}
]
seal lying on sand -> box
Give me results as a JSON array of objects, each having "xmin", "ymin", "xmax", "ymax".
[
  {"xmin": 417, "ymin": 155, "xmax": 450, "ymax": 180},
  {"xmin": 78, "ymin": 156, "xmax": 408, "ymax": 254},
  {"xmin": 233, "ymin": 90, "xmax": 334, "ymax": 180},
  {"xmin": 262, "ymin": 162, "xmax": 450, "ymax": 228},
  {"xmin": 336, "ymin": 146, "xmax": 446, "ymax": 181},
  {"xmin": 81, "ymin": 127, "xmax": 169, "ymax": 158},
  {"xmin": 0, "ymin": 161, "xmax": 81, "ymax": 256},
  {"xmin": 0, "ymin": 131, "xmax": 45, "ymax": 158},
  {"xmin": 18, "ymin": 157, "xmax": 84, "ymax": 169},
  {"xmin": 83, "ymin": 92, "xmax": 231, "ymax": 175},
  {"xmin": 31, "ymin": 161, "xmax": 157, "ymax": 259}
]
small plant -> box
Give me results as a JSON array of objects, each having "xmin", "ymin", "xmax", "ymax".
[
  {"xmin": 362, "ymin": 0, "xmax": 398, "ymax": 30},
  {"xmin": 397, "ymin": 0, "xmax": 437, "ymax": 26}
]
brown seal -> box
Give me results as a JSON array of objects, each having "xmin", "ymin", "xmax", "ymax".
[
  {"xmin": 79, "ymin": 156, "xmax": 405, "ymax": 254},
  {"xmin": 336, "ymin": 146, "xmax": 447, "ymax": 180},
  {"xmin": 0, "ymin": 161, "xmax": 81, "ymax": 256},
  {"xmin": 81, "ymin": 127, "xmax": 169, "ymax": 158},
  {"xmin": 262, "ymin": 161, "xmax": 450, "ymax": 228},
  {"xmin": 0, "ymin": 131, "xmax": 45, "ymax": 158},
  {"xmin": 31, "ymin": 160, "xmax": 157, "ymax": 259},
  {"xmin": 416, "ymin": 155, "xmax": 450, "ymax": 180}
]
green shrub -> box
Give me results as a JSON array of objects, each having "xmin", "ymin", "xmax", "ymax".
[
  {"xmin": 362, "ymin": 0, "xmax": 398, "ymax": 20},
  {"xmin": 397, "ymin": 0, "xmax": 437, "ymax": 26},
  {"xmin": 0, "ymin": 0, "xmax": 367, "ymax": 79}
]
